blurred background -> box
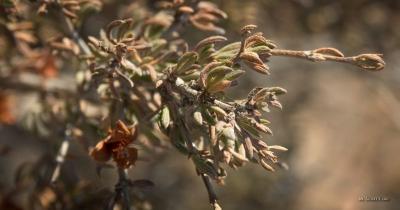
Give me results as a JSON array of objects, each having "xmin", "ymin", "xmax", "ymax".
[{"xmin": 1, "ymin": 0, "xmax": 400, "ymax": 210}]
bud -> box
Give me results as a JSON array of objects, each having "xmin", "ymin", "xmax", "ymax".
[
  {"xmin": 240, "ymin": 51, "xmax": 270, "ymax": 74},
  {"xmin": 354, "ymin": 54, "xmax": 385, "ymax": 71}
]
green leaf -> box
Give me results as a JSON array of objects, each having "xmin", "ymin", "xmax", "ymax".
[
  {"xmin": 224, "ymin": 70, "xmax": 245, "ymax": 81},
  {"xmin": 175, "ymin": 52, "xmax": 198, "ymax": 74}
]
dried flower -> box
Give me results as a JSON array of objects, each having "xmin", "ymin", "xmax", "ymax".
[{"xmin": 90, "ymin": 120, "xmax": 138, "ymax": 168}]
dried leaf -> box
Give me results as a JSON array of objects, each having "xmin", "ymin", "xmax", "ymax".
[
  {"xmin": 268, "ymin": 145, "xmax": 288, "ymax": 152},
  {"xmin": 195, "ymin": 35, "xmax": 227, "ymax": 51},
  {"xmin": 260, "ymin": 159, "xmax": 275, "ymax": 172},
  {"xmin": 161, "ymin": 106, "xmax": 171, "ymax": 129},
  {"xmin": 193, "ymin": 111, "xmax": 203, "ymax": 125},
  {"xmin": 314, "ymin": 47, "xmax": 344, "ymax": 57}
]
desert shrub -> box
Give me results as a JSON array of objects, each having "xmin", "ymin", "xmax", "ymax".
[{"xmin": 0, "ymin": 0, "xmax": 384, "ymax": 209}]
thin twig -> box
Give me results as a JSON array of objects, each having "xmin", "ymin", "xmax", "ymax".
[
  {"xmin": 47, "ymin": 4, "xmax": 94, "ymax": 184},
  {"xmin": 201, "ymin": 174, "xmax": 221, "ymax": 210},
  {"xmin": 50, "ymin": 124, "xmax": 72, "ymax": 183},
  {"xmin": 0, "ymin": 73, "xmax": 75, "ymax": 95},
  {"xmin": 163, "ymin": 0, "xmax": 200, "ymax": 39},
  {"xmin": 106, "ymin": 168, "xmax": 133, "ymax": 210},
  {"xmin": 63, "ymin": 14, "xmax": 92, "ymax": 56},
  {"xmin": 270, "ymin": 49, "xmax": 385, "ymax": 71},
  {"xmin": 118, "ymin": 168, "xmax": 132, "ymax": 210},
  {"xmin": 271, "ymin": 49, "xmax": 352, "ymax": 63}
]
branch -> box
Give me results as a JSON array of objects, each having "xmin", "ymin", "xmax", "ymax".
[
  {"xmin": 201, "ymin": 174, "xmax": 221, "ymax": 210},
  {"xmin": 163, "ymin": 0, "xmax": 200, "ymax": 39},
  {"xmin": 0, "ymin": 73, "xmax": 75, "ymax": 95},
  {"xmin": 50, "ymin": 124, "xmax": 72, "ymax": 183},
  {"xmin": 172, "ymin": 77, "xmax": 237, "ymax": 112},
  {"xmin": 62, "ymin": 11, "xmax": 92, "ymax": 56},
  {"xmin": 107, "ymin": 168, "xmax": 133, "ymax": 210},
  {"xmin": 270, "ymin": 48, "xmax": 385, "ymax": 71}
]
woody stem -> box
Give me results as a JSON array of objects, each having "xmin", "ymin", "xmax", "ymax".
[
  {"xmin": 50, "ymin": 124, "xmax": 72, "ymax": 183},
  {"xmin": 270, "ymin": 49, "xmax": 354, "ymax": 64},
  {"xmin": 107, "ymin": 168, "xmax": 133, "ymax": 210},
  {"xmin": 201, "ymin": 174, "xmax": 219, "ymax": 207}
]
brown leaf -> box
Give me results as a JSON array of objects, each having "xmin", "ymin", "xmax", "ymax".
[
  {"xmin": 90, "ymin": 120, "xmax": 138, "ymax": 168},
  {"xmin": 0, "ymin": 92, "xmax": 15, "ymax": 125},
  {"xmin": 313, "ymin": 47, "xmax": 344, "ymax": 57}
]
